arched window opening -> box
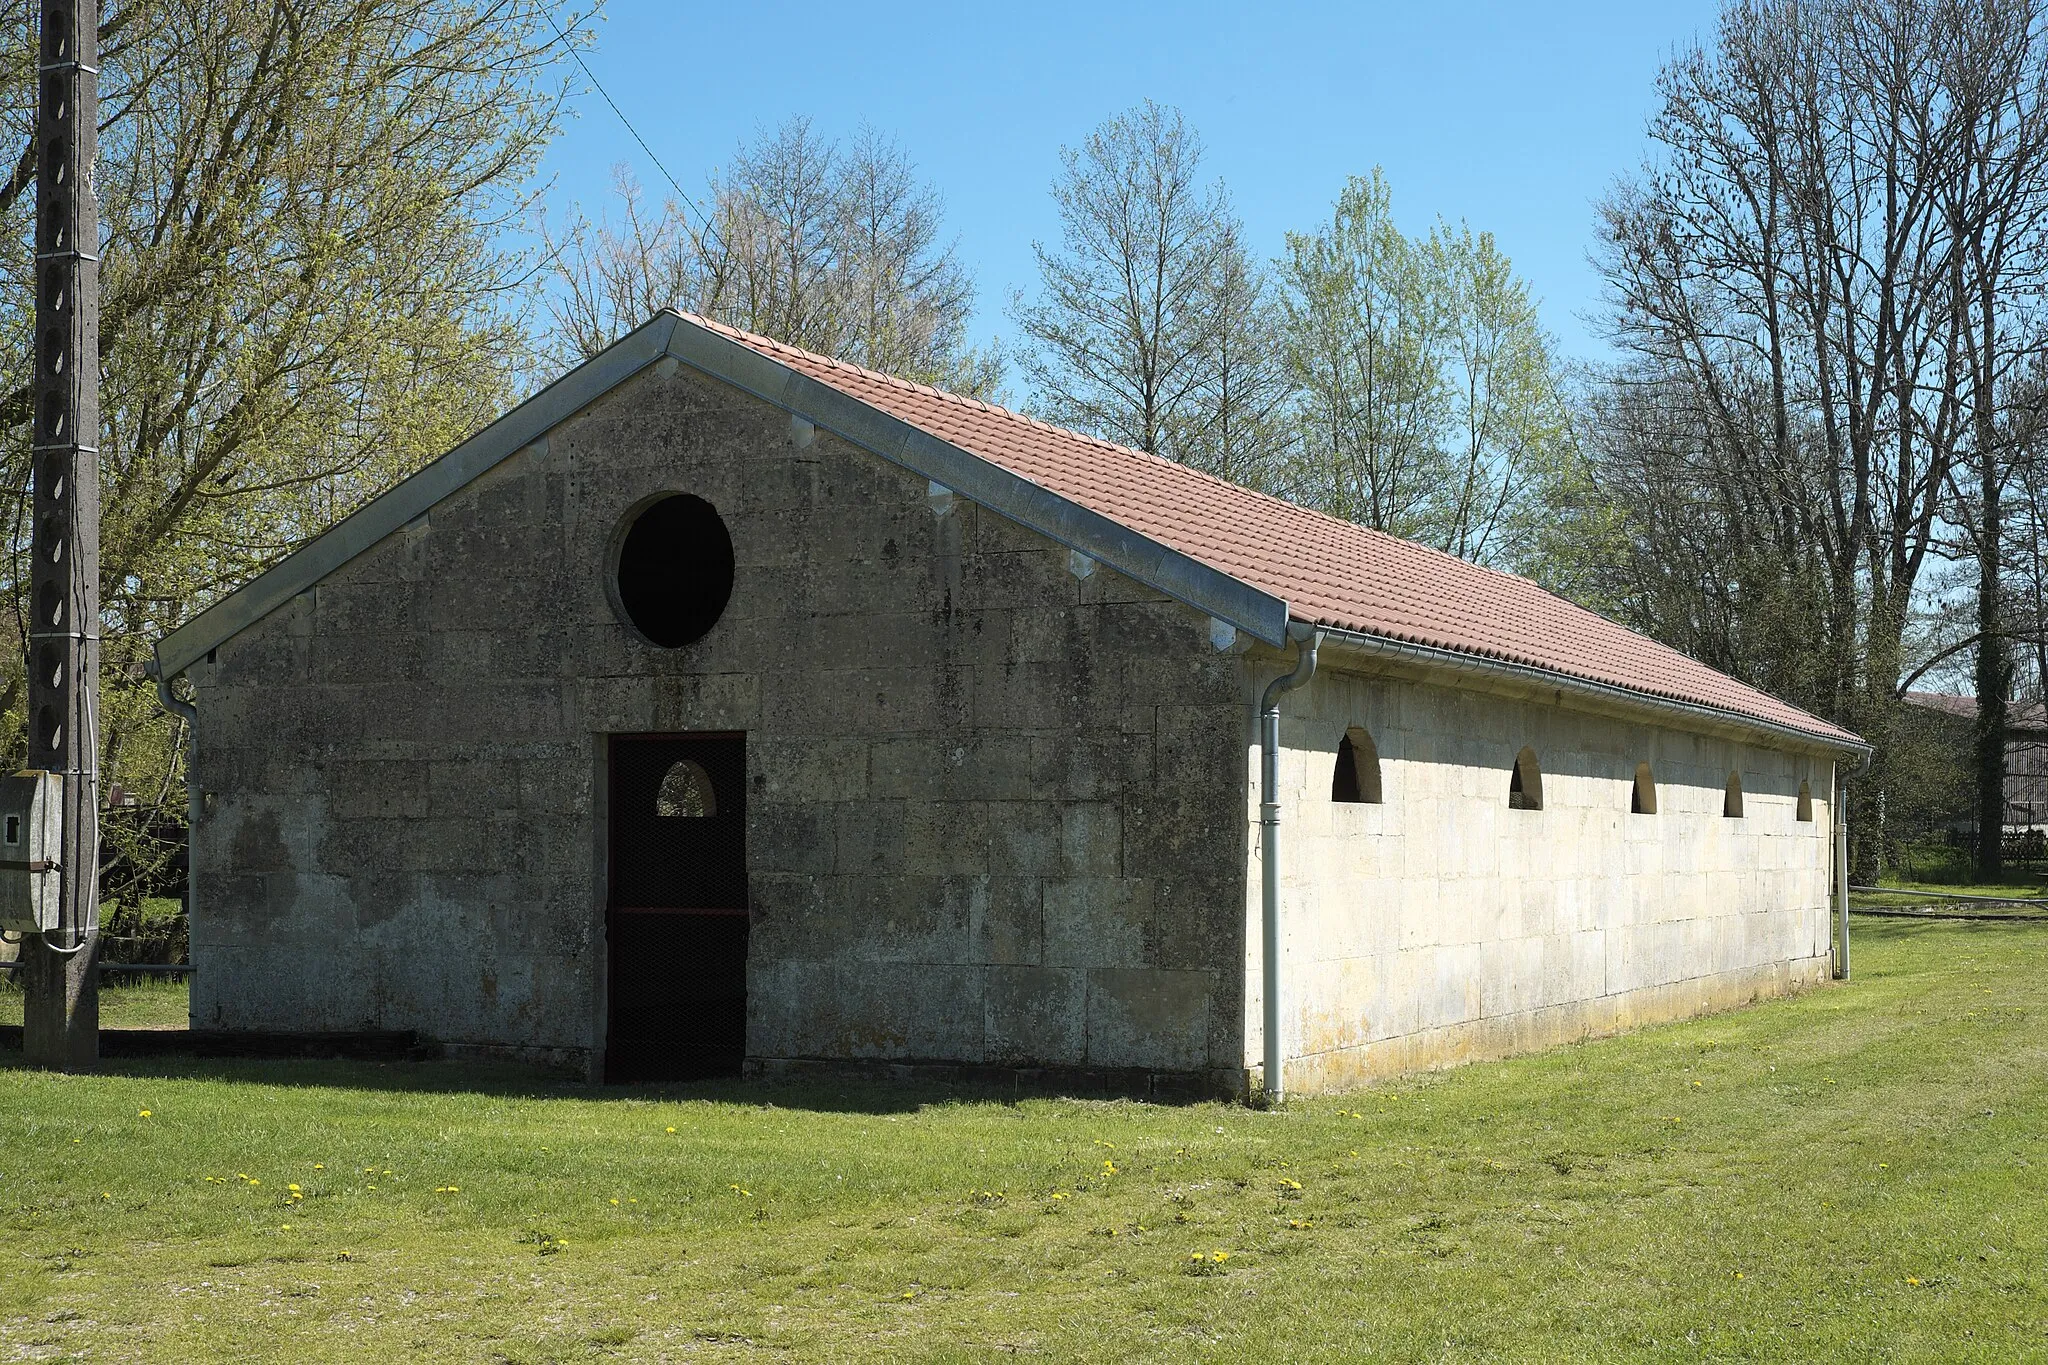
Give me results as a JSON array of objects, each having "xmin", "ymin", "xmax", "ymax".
[
  {"xmin": 1631, "ymin": 761, "xmax": 1657, "ymax": 815},
  {"xmin": 1797, "ymin": 779, "xmax": 1813, "ymax": 822},
  {"xmin": 1724, "ymin": 770, "xmax": 1744, "ymax": 819},
  {"xmin": 656, "ymin": 759, "xmax": 717, "ymax": 819},
  {"xmin": 1509, "ymin": 746, "xmax": 1543, "ymax": 810},
  {"xmin": 1333, "ymin": 727, "xmax": 1383, "ymax": 804}
]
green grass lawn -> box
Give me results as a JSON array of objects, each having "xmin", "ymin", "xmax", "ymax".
[
  {"xmin": 1865, "ymin": 878, "xmax": 2048, "ymax": 899},
  {"xmin": 3, "ymin": 921, "xmax": 2045, "ymax": 1363},
  {"xmin": 0, "ymin": 973, "xmax": 190, "ymax": 1030},
  {"xmin": 1853, "ymin": 881, "xmax": 2048, "ymax": 918}
]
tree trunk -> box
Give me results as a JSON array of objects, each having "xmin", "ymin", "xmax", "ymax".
[{"xmin": 1977, "ymin": 485, "xmax": 2009, "ymax": 881}]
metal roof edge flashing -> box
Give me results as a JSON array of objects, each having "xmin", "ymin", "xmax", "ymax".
[
  {"xmin": 663, "ymin": 315, "xmax": 1290, "ymax": 646},
  {"xmin": 1315, "ymin": 625, "xmax": 1870, "ymax": 758},
  {"xmin": 153, "ymin": 315, "xmax": 682, "ymax": 680}
]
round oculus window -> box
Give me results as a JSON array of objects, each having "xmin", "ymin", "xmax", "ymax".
[{"xmin": 611, "ymin": 493, "xmax": 735, "ymax": 647}]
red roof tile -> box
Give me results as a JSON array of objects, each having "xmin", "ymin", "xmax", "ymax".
[{"xmin": 687, "ymin": 314, "xmax": 1862, "ymax": 748}]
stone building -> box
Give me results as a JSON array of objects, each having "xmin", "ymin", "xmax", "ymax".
[{"xmin": 150, "ymin": 311, "xmax": 1868, "ymax": 1095}]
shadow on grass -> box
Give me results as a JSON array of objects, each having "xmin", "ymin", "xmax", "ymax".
[{"xmin": 0, "ymin": 1046, "xmax": 1220, "ymax": 1115}]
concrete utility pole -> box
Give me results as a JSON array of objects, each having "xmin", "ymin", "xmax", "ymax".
[{"xmin": 21, "ymin": 0, "xmax": 101, "ymax": 1071}]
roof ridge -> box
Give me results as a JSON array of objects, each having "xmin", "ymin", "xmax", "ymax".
[
  {"xmin": 672, "ymin": 311, "xmax": 1562, "ymax": 596},
  {"xmin": 665, "ymin": 310, "xmax": 1860, "ymax": 748}
]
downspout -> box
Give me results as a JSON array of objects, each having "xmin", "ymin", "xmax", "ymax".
[
  {"xmin": 1835, "ymin": 748, "xmax": 1873, "ymax": 981},
  {"xmin": 1259, "ymin": 625, "xmax": 1322, "ymax": 1104},
  {"xmin": 144, "ymin": 660, "xmax": 199, "ymax": 948}
]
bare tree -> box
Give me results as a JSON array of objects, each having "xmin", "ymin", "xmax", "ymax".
[
  {"xmin": 1933, "ymin": 1, "xmax": 2048, "ymax": 876},
  {"xmin": 1011, "ymin": 101, "xmax": 1232, "ymax": 458},
  {"xmin": 1169, "ymin": 224, "xmax": 1294, "ymax": 487},
  {"xmin": 1581, "ymin": 0, "xmax": 2048, "ymax": 872},
  {"xmin": 544, "ymin": 119, "xmax": 999, "ymax": 395},
  {"xmin": 831, "ymin": 126, "xmax": 985, "ymax": 385}
]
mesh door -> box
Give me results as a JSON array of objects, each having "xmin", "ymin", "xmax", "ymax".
[{"xmin": 606, "ymin": 733, "xmax": 748, "ymax": 1082}]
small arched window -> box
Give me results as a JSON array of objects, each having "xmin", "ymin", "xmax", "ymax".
[
  {"xmin": 1333, "ymin": 727, "xmax": 1383, "ymax": 804},
  {"xmin": 1723, "ymin": 770, "xmax": 1744, "ymax": 819},
  {"xmin": 1796, "ymin": 779, "xmax": 1813, "ymax": 822},
  {"xmin": 1631, "ymin": 761, "xmax": 1657, "ymax": 815},
  {"xmin": 656, "ymin": 759, "xmax": 717, "ymax": 818},
  {"xmin": 1508, "ymin": 746, "xmax": 1543, "ymax": 810}
]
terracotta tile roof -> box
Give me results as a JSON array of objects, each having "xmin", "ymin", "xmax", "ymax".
[{"xmin": 687, "ymin": 314, "xmax": 1863, "ymax": 748}]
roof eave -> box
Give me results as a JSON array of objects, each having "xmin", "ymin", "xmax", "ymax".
[{"xmin": 1311, "ymin": 623, "xmax": 1871, "ymax": 757}]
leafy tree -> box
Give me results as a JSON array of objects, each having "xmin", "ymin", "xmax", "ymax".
[
  {"xmin": 1276, "ymin": 170, "xmax": 1570, "ymax": 567},
  {"xmin": 0, "ymin": 0, "xmax": 587, "ymax": 832}
]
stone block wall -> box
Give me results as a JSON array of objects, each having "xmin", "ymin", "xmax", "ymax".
[
  {"xmin": 186, "ymin": 361, "xmax": 1252, "ymax": 1081},
  {"xmin": 1253, "ymin": 659, "xmax": 1837, "ymax": 1093}
]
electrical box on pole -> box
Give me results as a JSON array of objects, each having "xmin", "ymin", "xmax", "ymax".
[
  {"xmin": 0, "ymin": 770, "xmax": 64, "ymax": 934},
  {"xmin": 20, "ymin": 0, "xmax": 102, "ymax": 1071}
]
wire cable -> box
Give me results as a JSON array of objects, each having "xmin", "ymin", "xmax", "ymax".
[{"xmin": 544, "ymin": 8, "xmax": 721, "ymax": 249}]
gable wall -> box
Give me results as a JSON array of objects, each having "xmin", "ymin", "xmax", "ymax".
[
  {"xmin": 1252, "ymin": 661, "xmax": 1836, "ymax": 1092},
  {"xmin": 185, "ymin": 362, "xmax": 1252, "ymax": 1080}
]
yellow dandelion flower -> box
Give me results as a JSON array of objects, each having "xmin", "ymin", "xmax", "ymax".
[
  {"xmin": 609, "ymin": 1198, "xmax": 620, "ymax": 1206},
  {"xmin": 139, "ymin": 1109, "xmax": 152, "ymax": 1118},
  {"xmin": 1907, "ymin": 1277, "xmax": 1923, "ymax": 1286},
  {"xmin": 665, "ymin": 1127, "xmax": 676, "ymax": 1134}
]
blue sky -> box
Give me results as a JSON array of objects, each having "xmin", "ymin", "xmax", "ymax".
[{"xmin": 532, "ymin": 0, "xmax": 1725, "ymax": 367}]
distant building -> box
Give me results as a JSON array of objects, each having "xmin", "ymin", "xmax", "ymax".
[
  {"xmin": 149, "ymin": 312, "xmax": 1868, "ymax": 1095},
  {"xmin": 1900, "ymin": 692, "xmax": 2048, "ymax": 834}
]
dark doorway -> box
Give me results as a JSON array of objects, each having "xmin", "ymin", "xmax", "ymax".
[{"xmin": 605, "ymin": 733, "xmax": 748, "ymax": 1083}]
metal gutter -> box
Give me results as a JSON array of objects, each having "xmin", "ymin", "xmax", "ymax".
[
  {"xmin": 1311, "ymin": 624, "xmax": 1870, "ymax": 758},
  {"xmin": 1257, "ymin": 625, "xmax": 1322, "ymax": 1105}
]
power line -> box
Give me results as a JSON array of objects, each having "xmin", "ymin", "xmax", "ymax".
[{"xmin": 547, "ymin": 10, "xmax": 721, "ymax": 246}]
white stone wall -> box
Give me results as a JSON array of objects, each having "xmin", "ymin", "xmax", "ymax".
[{"xmin": 1245, "ymin": 658, "xmax": 1837, "ymax": 1093}]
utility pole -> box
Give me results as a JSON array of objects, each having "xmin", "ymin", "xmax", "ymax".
[{"xmin": 21, "ymin": 0, "xmax": 101, "ymax": 1071}]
